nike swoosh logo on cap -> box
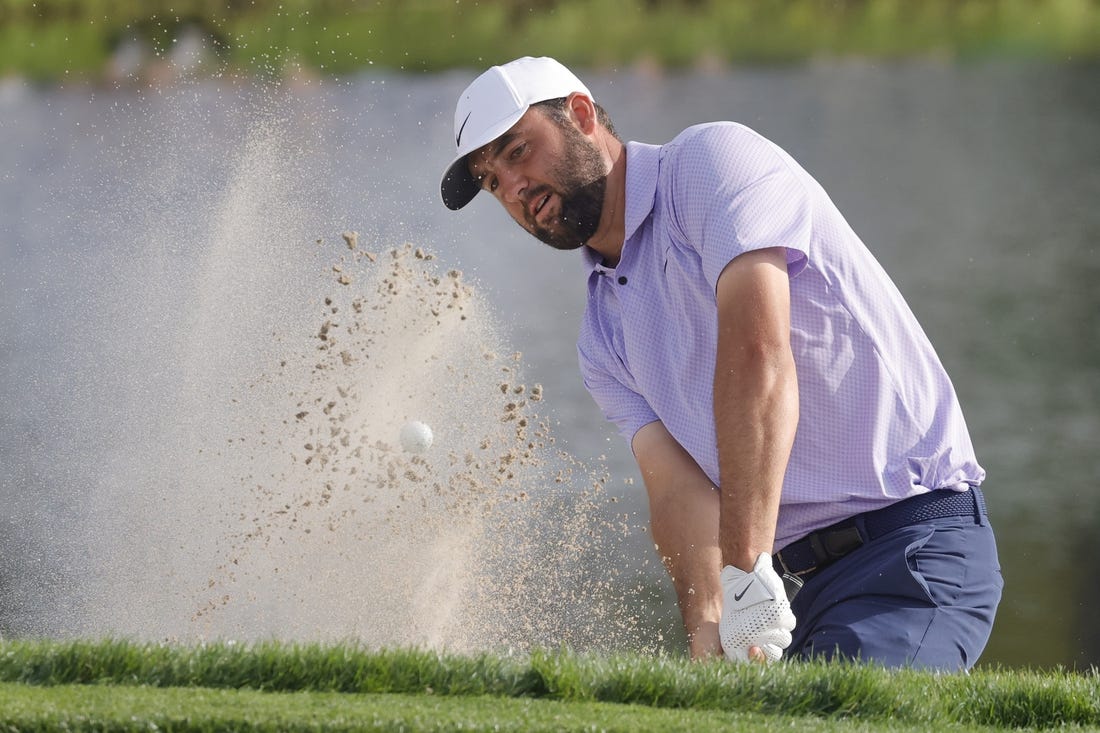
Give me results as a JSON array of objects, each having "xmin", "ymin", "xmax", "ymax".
[{"xmin": 456, "ymin": 111, "xmax": 473, "ymax": 147}]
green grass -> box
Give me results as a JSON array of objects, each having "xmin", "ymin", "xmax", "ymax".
[
  {"xmin": 2, "ymin": 0, "xmax": 1100, "ymax": 81},
  {"xmin": 0, "ymin": 639, "xmax": 1098, "ymax": 731},
  {"xmin": 0, "ymin": 684, "xmax": 982, "ymax": 733}
]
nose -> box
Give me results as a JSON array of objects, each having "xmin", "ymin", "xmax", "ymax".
[{"xmin": 497, "ymin": 167, "xmax": 527, "ymax": 205}]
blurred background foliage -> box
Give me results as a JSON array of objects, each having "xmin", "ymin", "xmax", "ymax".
[{"xmin": 2, "ymin": 0, "xmax": 1099, "ymax": 81}]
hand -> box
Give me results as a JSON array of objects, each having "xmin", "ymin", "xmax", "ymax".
[{"xmin": 719, "ymin": 552, "xmax": 796, "ymax": 663}]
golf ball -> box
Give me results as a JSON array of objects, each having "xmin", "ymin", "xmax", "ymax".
[{"xmin": 399, "ymin": 420, "xmax": 433, "ymax": 453}]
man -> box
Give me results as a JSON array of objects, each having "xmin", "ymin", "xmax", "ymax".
[{"xmin": 439, "ymin": 56, "xmax": 1002, "ymax": 669}]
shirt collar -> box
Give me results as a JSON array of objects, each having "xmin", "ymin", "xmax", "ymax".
[{"xmin": 583, "ymin": 141, "xmax": 662, "ymax": 274}]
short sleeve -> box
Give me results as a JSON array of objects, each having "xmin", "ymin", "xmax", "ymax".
[
  {"xmin": 666, "ymin": 124, "xmax": 811, "ymax": 292},
  {"xmin": 578, "ymin": 339, "xmax": 658, "ymax": 452}
]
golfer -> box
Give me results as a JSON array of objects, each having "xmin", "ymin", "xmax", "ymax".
[{"xmin": 440, "ymin": 56, "xmax": 1002, "ymax": 669}]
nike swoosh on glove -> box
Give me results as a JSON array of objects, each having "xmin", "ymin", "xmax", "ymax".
[{"xmin": 719, "ymin": 552, "xmax": 796, "ymax": 663}]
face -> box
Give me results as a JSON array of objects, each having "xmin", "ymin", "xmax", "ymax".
[{"xmin": 467, "ymin": 107, "xmax": 608, "ymax": 251}]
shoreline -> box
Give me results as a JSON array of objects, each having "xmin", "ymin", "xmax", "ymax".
[{"xmin": 3, "ymin": 0, "xmax": 1100, "ymax": 83}]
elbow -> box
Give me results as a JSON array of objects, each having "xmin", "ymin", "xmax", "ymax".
[{"xmin": 717, "ymin": 338, "xmax": 797, "ymax": 392}]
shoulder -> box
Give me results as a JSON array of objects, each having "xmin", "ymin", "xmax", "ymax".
[
  {"xmin": 664, "ymin": 122, "xmax": 771, "ymax": 161},
  {"xmin": 658, "ymin": 122, "xmax": 788, "ymax": 194}
]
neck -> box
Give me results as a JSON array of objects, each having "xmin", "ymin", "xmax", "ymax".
[{"xmin": 584, "ymin": 136, "xmax": 627, "ymax": 267}]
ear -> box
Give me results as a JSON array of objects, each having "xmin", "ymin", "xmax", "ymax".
[{"xmin": 565, "ymin": 92, "xmax": 598, "ymax": 135}]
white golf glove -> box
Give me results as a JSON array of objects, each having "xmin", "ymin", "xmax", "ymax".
[{"xmin": 719, "ymin": 552, "xmax": 796, "ymax": 663}]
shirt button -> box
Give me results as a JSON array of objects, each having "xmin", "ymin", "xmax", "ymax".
[{"xmin": 617, "ymin": 276, "xmax": 628, "ymax": 285}]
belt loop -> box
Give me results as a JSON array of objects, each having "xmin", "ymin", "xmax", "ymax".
[{"xmin": 972, "ymin": 486, "xmax": 984, "ymax": 526}]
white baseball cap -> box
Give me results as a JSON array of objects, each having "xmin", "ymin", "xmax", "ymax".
[{"xmin": 440, "ymin": 56, "xmax": 592, "ymax": 210}]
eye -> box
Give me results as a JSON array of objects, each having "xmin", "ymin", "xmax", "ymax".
[
  {"xmin": 488, "ymin": 176, "xmax": 499, "ymax": 193},
  {"xmin": 509, "ymin": 142, "xmax": 527, "ymax": 160}
]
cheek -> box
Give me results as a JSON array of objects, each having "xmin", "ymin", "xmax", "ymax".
[{"xmin": 504, "ymin": 203, "xmax": 533, "ymax": 231}]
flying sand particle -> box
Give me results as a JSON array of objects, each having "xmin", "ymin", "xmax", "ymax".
[{"xmin": 187, "ymin": 237, "xmax": 651, "ymax": 654}]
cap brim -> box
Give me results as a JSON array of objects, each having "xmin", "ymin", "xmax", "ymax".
[{"xmin": 440, "ymin": 156, "xmax": 480, "ymax": 211}]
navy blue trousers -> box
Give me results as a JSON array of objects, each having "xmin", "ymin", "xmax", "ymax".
[{"xmin": 786, "ymin": 495, "xmax": 1003, "ymax": 670}]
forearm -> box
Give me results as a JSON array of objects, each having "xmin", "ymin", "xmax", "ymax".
[
  {"xmin": 634, "ymin": 421, "xmax": 724, "ymax": 658},
  {"xmin": 713, "ymin": 348, "xmax": 798, "ymax": 570},
  {"xmin": 648, "ymin": 481, "xmax": 723, "ymax": 657}
]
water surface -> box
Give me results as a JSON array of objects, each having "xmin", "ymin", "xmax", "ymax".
[{"xmin": 1, "ymin": 61, "xmax": 1098, "ymax": 667}]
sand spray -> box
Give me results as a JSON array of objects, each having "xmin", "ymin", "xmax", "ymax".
[
  {"xmin": 0, "ymin": 82, "xmax": 667, "ymax": 654},
  {"xmin": 188, "ymin": 238, "xmax": 646, "ymax": 652}
]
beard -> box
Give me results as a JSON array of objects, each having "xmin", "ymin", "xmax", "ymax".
[{"xmin": 527, "ymin": 127, "xmax": 608, "ymax": 251}]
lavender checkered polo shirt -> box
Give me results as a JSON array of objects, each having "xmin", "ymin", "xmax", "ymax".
[{"xmin": 577, "ymin": 123, "xmax": 983, "ymax": 550}]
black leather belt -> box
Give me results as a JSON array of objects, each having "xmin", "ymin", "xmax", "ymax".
[{"xmin": 773, "ymin": 487, "xmax": 987, "ymax": 586}]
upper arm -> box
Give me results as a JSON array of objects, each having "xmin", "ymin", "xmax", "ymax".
[{"xmin": 714, "ymin": 247, "xmax": 792, "ymax": 356}]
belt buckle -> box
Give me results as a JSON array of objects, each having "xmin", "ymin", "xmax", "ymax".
[
  {"xmin": 774, "ymin": 521, "xmax": 866, "ymax": 602},
  {"xmin": 774, "ymin": 552, "xmax": 808, "ymax": 601},
  {"xmin": 775, "ymin": 549, "xmax": 816, "ymax": 578}
]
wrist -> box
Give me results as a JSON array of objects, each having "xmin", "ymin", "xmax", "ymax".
[
  {"xmin": 681, "ymin": 592, "xmax": 723, "ymax": 627},
  {"xmin": 686, "ymin": 620, "xmax": 722, "ymax": 660},
  {"xmin": 722, "ymin": 546, "xmax": 773, "ymax": 573}
]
